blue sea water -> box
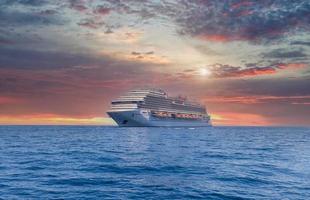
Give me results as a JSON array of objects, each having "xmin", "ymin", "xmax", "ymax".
[{"xmin": 0, "ymin": 126, "xmax": 309, "ymax": 200}]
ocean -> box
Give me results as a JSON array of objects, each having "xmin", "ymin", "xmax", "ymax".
[{"xmin": 0, "ymin": 126, "xmax": 309, "ymax": 200}]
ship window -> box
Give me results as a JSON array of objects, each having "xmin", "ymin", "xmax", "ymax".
[{"xmin": 112, "ymin": 101, "xmax": 140, "ymax": 104}]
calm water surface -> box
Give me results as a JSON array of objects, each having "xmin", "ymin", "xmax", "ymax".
[{"xmin": 0, "ymin": 126, "xmax": 309, "ymax": 199}]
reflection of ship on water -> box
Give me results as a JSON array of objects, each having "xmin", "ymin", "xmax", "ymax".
[{"xmin": 107, "ymin": 88, "xmax": 211, "ymax": 127}]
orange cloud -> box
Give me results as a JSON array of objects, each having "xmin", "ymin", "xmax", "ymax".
[
  {"xmin": 180, "ymin": 62, "xmax": 306, "ymax": 79},
  {"xmin": 0, "ymin": 114, "xmax": 115, "ymax": 125},
  {"xmin": 236, "ymin": 67, "xmax": 276, "ymax": 76},
  {"xmin": 197, "ymin": 32, "xmax": 256, "ymax": 42},
  {"xmin": 0, "ymin": 112, "xmax": 270, "ymax": 126},
  {"xmin": 277, "ymin": 63, "xmax": 307, "ymax": 69},
  {"xmin": 204, "ymin": 95, "xmax": 310, "ymax": 104},
  {"xmin": 178, "ymin": 65, "xmax": 277, "ymax": 79},
  {"xmin": 0, "ymin": 96, "xmax": 23, "ymax": 104},
  {"xmin": 211, "ymin": 112, "xmax": 271, "ymax": 126},
  {"xmin": 198, "ymin": 34, "xmax": 232, "ymax": 42}
]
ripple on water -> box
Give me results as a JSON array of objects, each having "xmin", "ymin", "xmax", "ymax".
[{"xmin": 0, "ymin": 126, "xmax": 309, "ymax": 199}]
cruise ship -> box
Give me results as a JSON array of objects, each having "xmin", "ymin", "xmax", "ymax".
[{"xmin": 107, "ymin": 88, "xmax": 211, "ymax": 127}]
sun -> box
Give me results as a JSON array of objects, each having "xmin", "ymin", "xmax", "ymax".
[{"xmin": 199, "ymin": 68, "xmax": 210, "ymax": 76}]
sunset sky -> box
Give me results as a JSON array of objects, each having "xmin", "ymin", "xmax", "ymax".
[{"xmin": 0, "ymin": 0, "xmax": 309, "ymax": 126}]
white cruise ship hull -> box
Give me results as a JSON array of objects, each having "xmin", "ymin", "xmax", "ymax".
[{"xmin": 107, "ymin": 109, "xmax": 211, "ymax": 127}]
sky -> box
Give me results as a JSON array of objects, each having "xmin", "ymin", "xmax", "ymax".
[{"xmin": 0, "ymin": 0, "xmax": 309, "ymax": 126}]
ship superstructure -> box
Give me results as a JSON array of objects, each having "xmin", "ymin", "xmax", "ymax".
[{"xmin": 107, "ymin": 88, "xmax": 211, "ymax": 127}]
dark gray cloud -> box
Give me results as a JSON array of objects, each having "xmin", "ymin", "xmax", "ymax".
[
  {"xmin": 226, "ymin": 76, "xmax": 310, "ymax": 97},
  {"xmin": 0, "ymin": 48, "xmax": 101, "ymax": 69},
  {"xmin": 1, "ymin": 0, "xmax": 309, "ymax": 44},
  {"xmin": 0, "ymin": 8, "xmax": 63, "ymax": 27},
  {"xmin": 0, "ymin": 0, "xmax": 49, "ymax": 7},
  {"xmin": 39, "ymin": 9, "xmax": 58, "ymax": 15},
  {"xmin": 262, "ymin": 48, "xmax": 308, "ymax": 59},
  {"xmin": 131, "ymin": 51, "xmax": 154, "ymax": 56},
  {"xmin": 173, "ymin": 0, "xmax": 310, "ymax": 43},
  {"xmin": 175, "ymin": 73, "xmax": 310, "ymax": 99},
  {"xmin": 291, "ymin": 41, "xmax": 310, "ymax": 46},
  {"xmin": 0, "ymin": 46, "xmax": 161, "ymax": 73},
  {"xmin": 0, "ymin": 37, "xmax": 14, "ymax": 45},
  {"xmin": 77, "ymin": 18, "xmax": 105, "ymax": 29},
  {"xmin": 85, "ymin": 0, "xmax": 310, "ymax": 43},
  {"xmin": 0, "ymin": 44, "xmax": 166, "ymax": 117}
]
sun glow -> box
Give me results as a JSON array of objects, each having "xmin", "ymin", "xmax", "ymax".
[{"xmin": 199, "ymin": 68, "xmax": 211, "ymax": 76}]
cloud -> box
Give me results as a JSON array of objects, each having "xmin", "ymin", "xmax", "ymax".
[
  {"xmin": 0, "ymin": 96, "xmax": 23, "ymax": 104},
  {"xmin": 210, "ymin": 64, "xmax": 277, "ymax": 78},
  {"xmin": 174, "ymin": 0, "xmax": 310, "ymax": 43},
  {"xmin": 217, "ymin": 76, "xmax": 310, "ymax": 97},
  {"xmin": 131, "ymin": 51, "xmax": 154, "ymax": 56},
  {"xmin": 1, "ymin": 0, "xmax": 309, "ymax": 45},
  {"xmin": 291, "ymin": 102, "xmax": 310, "ymax": 105},
  {"xmin": 68, "ymin": 0, "xmax": 88, "ymax": 12},
  {"xmin": 131, "ymin": 51, "xmax": 141, "ymax": 55},
  {"xmin": 204, "ymin": 95, "xmax": 310, "ymax": 105},
  {"xmin": 0, "ymin": 47, "xmax": 107, "ymax": 69},
  {"xmin": 262, "ymin": 48, "xmax": 308, "ymax": 59},
  {"xmin": 77, "ymin": 18, "xmax": 104, "ymax": 29},
  {"xmin": 90, "ymin": 28, "xmax": 144, "ymax": 46},
  {"xmin": 38, "ymin": 9, "xmax": 57, "ymax": 16},
  {"xmin": 125, "ymin": 51, "xmax": 169, "ymax": 64},
  {"xmin": 179, "ymin": 62, "xmax": 306, "ymax": 79},
  {"xmin": 0, "ymin": 0, "xmax": 49, "ymax": 7},
  {"xmin": 211, "ymin": 112, "xmax": 271, "ymax": 126},
  {"xmin": 93, "ymin": 5, "xmax": 111, "ymax": 15},
  {"xmin": 0, "ymin": 53, "xmax": 167, "ymax": 118},
  {"xmin": 291, "ymin": 41, "xmax": 310, "ymax": 46},
  {"xmin": 0, "ymin": 114, "xmax": 114, "ymax": 125},
  {"xmin": 1, "ymin": 0, "xmax": 309, "ymax": 126},
  {"xmin": 0, "ymin": 38, "xmax": 14, "ymax": 45},
  {"xmin": 0, "ymin": 6, "xmax": 63, "ymax": 27},
  {"xmin": 145, "ymin": 51, "xmax": 154, "ymax": 55},
  {"xmin": 276, "ymin": 63, "xmax": 307, "ymax": 69},
  {"xmin": 230, "ymin": 1, "xmax": 254, "ymax": 10}
]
